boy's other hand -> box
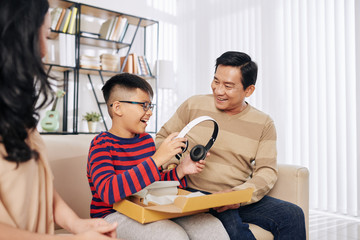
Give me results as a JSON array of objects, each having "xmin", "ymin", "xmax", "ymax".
[
  {"xmin": 176, "ymin": 153, "xmax": 208, "ymax": 179},
  {"xmin": 152, "ymin": 132, "xmax": 186, "ymax": 167}
]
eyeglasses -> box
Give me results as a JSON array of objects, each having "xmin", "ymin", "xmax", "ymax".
[{"xmin": 110, "ymin": 101, "xmax": 154, "ymax": 111}]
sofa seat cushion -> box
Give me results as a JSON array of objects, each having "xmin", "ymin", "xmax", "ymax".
[{"xmin": 249, "ymin": 224, "xmax": 273, "ymax": 240}]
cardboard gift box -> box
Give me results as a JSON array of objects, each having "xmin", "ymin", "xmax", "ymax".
[{"xmin": 113, "ymin": 188, "xmax": 254, "ymax": 224}]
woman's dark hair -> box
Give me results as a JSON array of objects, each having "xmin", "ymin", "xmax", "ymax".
[
  {"xmin": 0, "ymin": 0, "xmax": 52, "ymax": 164},
  {"xmin": 102, "ymin": 73, "xmax": 154, "ymax": 104},
  {"xmin": 215, "ymin": 51, "xmax": 258, "ymax": 90}
]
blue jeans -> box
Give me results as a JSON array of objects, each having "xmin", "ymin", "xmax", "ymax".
[{"xmin": 210, "ymin": 195, "xmax": 306, "ymax": 240}]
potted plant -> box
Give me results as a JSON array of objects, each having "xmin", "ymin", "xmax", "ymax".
[{"xmin": 83, "ymin": 112, "xmax": 101, "ymax": 132}]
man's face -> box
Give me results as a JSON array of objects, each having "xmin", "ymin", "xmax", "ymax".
[{"xmin": 211, "ymin": 65, "xmax": 252, "ymax": 115}]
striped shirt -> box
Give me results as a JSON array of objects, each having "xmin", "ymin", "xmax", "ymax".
[
  {"xmin": 156, "ymin": 94, "xmax": 278, "ymax": 205},
  {"xmin": 87, "ymin": 131, "xmax": 186, "ymax": 218}
]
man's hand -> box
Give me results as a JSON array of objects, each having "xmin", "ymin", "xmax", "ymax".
[
  {"xmin": 213, "ymin": 203, "xmax": 241, "ymax": 213},
  {"xmin": 212, "ymin": 189, "xmax": 241, "ymax": 213}
]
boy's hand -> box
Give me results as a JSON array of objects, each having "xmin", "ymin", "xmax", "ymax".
[
  {"xmin": 152, "ymin": 132, "xmax": 186, "ymax": 167},
  {"xmin": 176, "ymin": 152, "xmax": 209, "ymax": 179}
]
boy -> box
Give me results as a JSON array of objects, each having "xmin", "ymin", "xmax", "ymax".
[{"xmin": 87, "ymin": 73, "xmax": 229, "ymax": 240}]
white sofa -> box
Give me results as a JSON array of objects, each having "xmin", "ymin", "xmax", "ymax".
[{"xmin": 43, "ymin": 134, "xmax": 309, "ymax": 239}]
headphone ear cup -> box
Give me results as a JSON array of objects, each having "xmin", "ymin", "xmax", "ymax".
[{"xmin": 190, "ymin": 145, "xmax": 206, "ymax": 162}]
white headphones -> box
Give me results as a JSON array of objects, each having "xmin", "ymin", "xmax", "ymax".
[{"xmin": 175, "ymin": 116, "xmax": 219, "ymax": 161}]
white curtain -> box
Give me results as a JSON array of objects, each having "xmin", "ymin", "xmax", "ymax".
[{"xmin": 175, "ymin": 0, "xmax": 360, "ymax": 217}]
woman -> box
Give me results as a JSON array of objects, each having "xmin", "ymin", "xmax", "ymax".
[{"xmin": 0, "ymin": 0, "xmax": 117, "ymax": 239}]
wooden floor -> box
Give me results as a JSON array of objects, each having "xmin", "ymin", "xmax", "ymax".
[{"xmin": 309, "ymin": 210, "xmax": 360, "ymax": 239}]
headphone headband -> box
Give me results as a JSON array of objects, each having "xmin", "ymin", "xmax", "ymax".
[{"xmin": 175, "ymin": 116, "xmax": 219, "ymax": 160}]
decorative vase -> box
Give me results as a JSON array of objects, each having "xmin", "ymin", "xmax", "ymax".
[{"xmin": 87, "ymin": 121, "xmax": 97, "ymax": 132}]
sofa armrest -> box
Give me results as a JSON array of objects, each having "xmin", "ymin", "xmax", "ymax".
[
  {"xmin": 43, "ymin": 134, "xmax": 96, "ymax": 221},
  {"xmin": 268, "ymin": 163, "xmax": 309, "ymax": 239}
]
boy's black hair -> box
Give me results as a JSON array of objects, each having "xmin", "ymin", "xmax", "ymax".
[
  {"xmin": 102, "ymin": 73, "xmax": 154, "ymax": 104},
  {"xmin": 215, "ymin": 51, "xmax": 258, "ymax": 90}
]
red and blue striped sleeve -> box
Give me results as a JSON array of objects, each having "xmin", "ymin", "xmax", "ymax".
[{"xmin": 160, "ymin": 167, "xmax": 187, "ymax": 188}]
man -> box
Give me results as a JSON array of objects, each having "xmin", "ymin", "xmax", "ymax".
[{"xmin": 156, "ymin": 51, "xmax": 305, "ymax": 239}]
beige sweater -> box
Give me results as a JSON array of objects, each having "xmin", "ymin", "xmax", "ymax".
[
  {"xmin": 0, "ymin": 130, "xmax": 54, "ymax": 234},
  {"xmin": 156, "ymin": 94, "xmax": 278, "ymax": 204}
]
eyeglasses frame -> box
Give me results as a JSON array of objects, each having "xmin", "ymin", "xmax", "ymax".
[{"xmin": 109, "ymin": 101, "xmax": 154, "ymax": 111}]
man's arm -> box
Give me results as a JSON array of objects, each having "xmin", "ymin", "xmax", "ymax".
[
  {"xmin": 232, "ymin": 118, "xmax": 278, "ymax": 204},
  {"xmin": 214, "ymin": 118, "xmax": 278, "ymax": 212}
]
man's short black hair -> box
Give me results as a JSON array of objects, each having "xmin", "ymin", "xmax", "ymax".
[
  {"xmin": 102, "ymin": 73, "xmax": 154, "ymax": 104},
  {"xmin": 215, "ymin": 51, "xmax": 258, "ymax": 90}
]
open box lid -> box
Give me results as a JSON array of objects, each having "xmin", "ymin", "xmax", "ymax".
[
  {"xmin": 143, "ymin": 188, "xmax": 254, "ymax": 213},
  {"xmin": 113, "ymin": 187, "xmax": 254, "ymax": 224}
]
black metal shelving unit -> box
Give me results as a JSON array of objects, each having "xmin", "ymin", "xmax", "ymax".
[{"xmin": 43, "ymin": 0, "xmax": 159, "ymax": 135}]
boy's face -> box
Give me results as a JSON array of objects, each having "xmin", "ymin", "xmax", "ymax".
[{"xmin": 118, "ymin": 88, "xmax": 153, "ymax": 138}]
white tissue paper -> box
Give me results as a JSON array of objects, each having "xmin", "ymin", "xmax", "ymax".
[{"xmin": 132, "ymin": 181, "xmax": 205, "ymax": 205}]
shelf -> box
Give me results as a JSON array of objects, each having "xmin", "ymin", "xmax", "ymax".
[
  {"xmin": 40, "ymin": 132, "xmax": 97, "ymax": 135},
  {"xmin": 80, "ymin": 4, "xmax": 158, "ymax": 27},
  {"xmin": 80, "ymin": 36, "xmax": 130, "ymax": 49},
  {"xmin": 49, "ymin": 30, "xmax": 75, "ymax": 40},
  {"xmin": 79, "ymin": 67, "xmax": 155, "ymax": 79},
  {"xmin": 49, "ymin": 0, "xmax": 75, "ymax": 9},
  {"xmin": 40, "ymin": 132, "xmax": 77, "ymax": 135},
  {"xmin": 45, "ymin": 64, "xmax": 75, "ymax": 72},
  {"xmin": 45, "ymin": 0, "xmax": 159, "ymax": 134}
]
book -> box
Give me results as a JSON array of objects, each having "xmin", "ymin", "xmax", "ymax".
[
  {"xmin": 109, "ymin": 17, "xmax": 121, "ymax": 41},
  {"xmin": 118, "ymin": 20, "xmax": 129, "ymax": 42},
  {"xmin": 131, "ymin": 53, "xmax": 139, "ymax": 74},
  {"xmin": 67, "ymin": 7, "xmax": 78, "ymax": 34},
  {"xmin": 138, "ymin": 56, "xmax": 149, "ymax": 75},
  {"xmin": 50, "ymin": 7, "xmax": 63, "ymax": 30},
  {"xmin": 80, "ymin": 55, "xmax": 100, "ymax": 69},
  {"xmin": 55, "ymin": 8, "xmax": 66, "ymax": 31},
  {"xmin": 100, "ymin": 54, "xmax": 119, "ymax": 71},
  {"xmin": 116, "ymin": 17, "xmax": 128, "ymax": 41},
  {"xmin": 58, "ymin": 33, "xmax": 67, "ymax": 66},
  {"xmin": 62, "ymin": 9, "xmax": 72, "ymax": 33},
  {"xmin": 59, "ymin": 9, "xmax": 70, "ymax": 32},
  {"xmin": 99, "ymin": 18, "xmax": 115, "ymax": 40},
  {"xmin": 120, "ymin": 55, "xmax": 133, "ymax": 73},
  {"xmin": 143, "ymin": 56, "xmax": 152, "ymax": 76},
  {"xmin": 80, "ymin": 31, "xmax": 100, "ymax": 38},
  {"xmin": 106, "ymin": 17, "xmax": 117, "ymax": 39},
  {"xmin": 66, "ymin": 34, "xmax": 75, "ymax": 67}
]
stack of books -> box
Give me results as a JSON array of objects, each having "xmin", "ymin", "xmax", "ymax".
[
  {"xmin": 99, "ymin": 16, "xmax": 128, "ymax": 42},
  {"xmin": 120, "ymin": 53, "xmax": 152, "ymax": 76},
  {"xmin": 50, "ymin": 6, "xmax": 78, "ymax": 34},
  {"xmin": 100, "ymin": 54, "xmax": 119, "ymax": 71},
  {"xmin": 80, "ymin": 55, "xmax": 100, "ymax": 70}
]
